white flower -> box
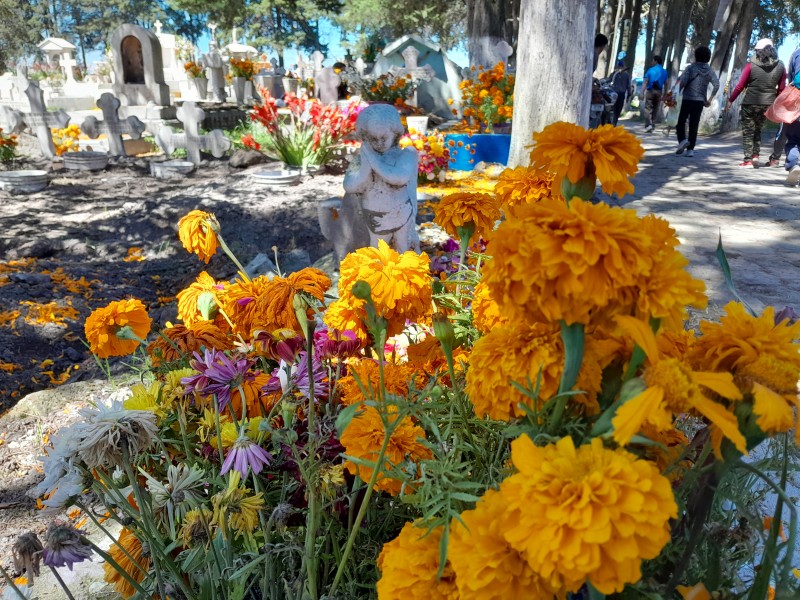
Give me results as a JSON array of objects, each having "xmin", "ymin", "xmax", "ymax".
[{"xmin": 73, "ymin": 400, "xmax": 158, "ymax": 468}]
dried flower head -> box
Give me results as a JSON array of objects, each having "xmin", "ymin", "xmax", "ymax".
[
  {"xmin": 42, "ymin": 521, "xmax": 93, "ymax": 570},
  {"xmin": 103, "ymin": 527, "xmax": 150, "ymax": 597},
  {"xmin": 12, "ymin": 533, "xmax": 43, "ymax": 580},
  {"xmin": 180, "ymin": 508, "xmax": 214, "ymax": 548},
  {"xmin": 178, "ymin": 210, "xmax": 220, "ymax": 263},
  {"xmin": 143, "ymin": 464, "xmax": 207, "ymax": 536},
  {"xmin": 147, "ymin": 321, "xmax": 232, "ymax": 368}
]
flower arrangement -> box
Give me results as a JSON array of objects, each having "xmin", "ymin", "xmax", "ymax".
[
  {"xmin": 351, "ymin": 72, "xmax": 417, "ymax": 106},
  {"xmin": 229, "ymin": 57, "xmax": 256, "ymax": 80},
  {"xmin": 0, "ymin": 127, "xmax": 18, "ymax": 162},
  {"xmin": 51, "ymin": 124, "xmax": 81, "ymax": 156},
  {"xmin": 399, "ymin": 130, "xmax": 450, "ymax": 183},
  {"xmin": 457, "ymin": 61, "xmax": 514, "ymax": 132},
  {"xmin": 183, "ymin": 61, "xmax": 206, "ymax": 79},
  {"xmin": 8, "ymin": 121, "xmax": 800, "ymax": 600},
  {"xmin": 28, "ymin": 63, "xmax": 66, "ymax": 87},
  {"xmin": 244, "ymin": 89, "xmax": 361, "ymax": 170}
]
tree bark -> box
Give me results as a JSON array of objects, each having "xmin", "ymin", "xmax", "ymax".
[
  {"xmin": 508, "ymin": 0, "xmax": 596, "ymax": 167},
  {"xmin": 709, "ymin": 0, "xmax": 744, "ymax": 74},
  {"xmin": 606, "ymin": 0, "xmax": 625, "ymax": 76},
  {"xmin": 644, "ymin": 0, "xmax": 657, "ymax": 68},
  {"xmin": 467, "ymin": 0, "xmax": 508, "ymax": 67},
  {"xmin": 625, "ymin": 0, "xmax": 643, "ymax": 71},
  {"xmin": 722, "ymin": 0, "xmax": 757, "ymax": 131},
  {"xmin": 595, "ymin": 0, "xmax": 616, "ymax": 76},
  {"xmin": 690, "ymin": 0, "xmax": 721, "ymax": 46},
  {"xmin": 668, "ymin": 0, "xmax": 695, "ymax": 74}
]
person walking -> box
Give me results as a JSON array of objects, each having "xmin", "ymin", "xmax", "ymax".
[
  {"xmin": 641, "ymin": 55, "xmax": 668, "ymax": 133},
  {"xmin": 768, "ymin": 44, "xmax": 800, "ymax": 167},
  {"xmin": 674, "ymin": 46, "xmax": 719, "ymax": 158},
  {"xmin": 611, "ymin": 60, "xmax": 631, "ymax": 125},
  {"xmin": 728, "ymin": 38, "xmax": 786, "ymax": 168}
]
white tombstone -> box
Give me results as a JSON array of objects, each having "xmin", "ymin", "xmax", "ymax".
[
  {"xmin": 0, "ymin": 83, "xmax": 70, "ymax": 158},
  {"xmin": 109, "ymin": 23, "xmax": 171, "ymax": 107},
  {"xmin": 155, "ymin": 102, "xmax": 231, "ymax": 165},
  {"xmin": 355, "ymin": 58, "xmax": 367, "ymax": 77},
  {"xmin": 311, "ymin": 51, "xmax": 325, "ymax": 77},
  {"xmin": 81, "ymin": 93, "xmax": 146, "ymax": 156},
  {"xmin": 37, "ymin": 38, "xmax": 78, "ymax": 82},
  {"xmin": 388, "ymin": 46, "xmax": 435, "ymax": 107},
  {"xmin": 491, "ymin": 40, "xmax": 514, "ymax": 67}
]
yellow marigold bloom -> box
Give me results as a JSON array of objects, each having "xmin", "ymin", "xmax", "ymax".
[
  {"xmin": 210, "ymin": 420, "xmax": 238, "ymax": 448},
  {"xmin": 178, "ymin": 210, "xmax": 219, "ymax": 263},
  {"xmin": 449, "ymin": 488, "xmax": 558, "ymax": 599},
  {"xmin": 341, "ymin": 405, "xmax": 432, "ymax": 495},
  {"xmin": 250, "ymin": 267, "xmax": 331, "ymax": 334},
  {"xmin": 483, "ymin": 197, "xmax": 652, "ymax": 325},
  {"xmin": 320, "ymin": 463, "xmax": 346, "ymax": 498},
  {"xmin": 103, "ymin": 528, "xmax": 150, "ymax": 599},
  {"xmin": 212, "ymin": 472, "xmax": 265, "ymax": 537},
  {"xmin": 176, "ymin": 271, "xmax": 229, "ymax": 329},
  {"xmin": 529, "ymin": 121, "xmax": 643, "ymax": 198},
  {"xmin": 330, "ymin": 240, "xmax": 432, "ymax": 339},
  {"xmin": 466, "ymin": 322, "xmax": 603, "ymax": 420},
  {"xmin": 498, "ymin": 435, "xmax": 677, "ymax": 594},
  {"xmin": 147, "ymin": 321, "xmax": 232, "ymax": 367},
  {"xmin": 434, "ymin": 192, "xmax": 501, "ymax": 244},
  {"xmin": 324, "ymin": 297, "xmax": 369, "ymax": 342},
  {"xmin": 677, "ymin": 583, "xmax": 712, "ymax": 600},
  {"xmin": 222, "ymin": 275, "xmax": 273, "ymax": 336},
  {"xmin": 494, "ymin": 166, "xmax": 557, "ymax": 210},
  {"xmin": 471, "ymin": 281, "xmax": 508, "ymax": 334},
  {"xmin": 162, "ymin": 367, "xmax": 195, "ymax": 400},
  {"xmin": 338, "ymin": 359, "xmax": 424, "ymax": 405},
  {"xmin": 611, "ymin": 315, "xmax": 747, "ymax": 453},
  {"xmin": 377, "ymin": 522, "xmax": 458, "ymax": 600},
  {"xmin": 84, "ymin": 298, "xmax": 152, "ymax": 358}
]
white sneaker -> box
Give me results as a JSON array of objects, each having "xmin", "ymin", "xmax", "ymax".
[
  {"xmin": 644, "ymin": 125, "xmax": 654, "ymax": 133},
  {"xmin": 685, "ymin": 149, "xmax": 694, "ymax": 157},
  {"xmin": 785, "ymin": 166, "xmax": 800, "ymax": 186},
  {"xmin": 676, "ymin": 140, "xmax": 689, "ymax": 155}
]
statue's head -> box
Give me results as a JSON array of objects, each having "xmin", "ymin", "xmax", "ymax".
[{"xmin": 356, "ymin": 104, "xmax": 404, "ymax": 154}]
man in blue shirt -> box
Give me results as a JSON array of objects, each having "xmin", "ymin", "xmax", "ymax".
[
  {"xmin": 640, "ymin": 55, "xmax": 668, "ymax": 133},
  {"xmin": 768, "ymin": 45, "xmax": 800, "ymax": 166}
]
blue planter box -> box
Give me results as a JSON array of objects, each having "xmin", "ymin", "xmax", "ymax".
[{"xmin": 445, "ymin": 133, "xmax": 512, "ymax": 171}]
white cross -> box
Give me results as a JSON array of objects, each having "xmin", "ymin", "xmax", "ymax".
[
  {"xmin": 155, "ymin": 101, "xmax": 231, "ymax": 165},
  {"xmin": 0, "ymin": 83, "xmax": 70, "ymax": 158},
  {"xmin": 154, "ymin": 20, "xmax": 163, "ymax": 35},
  {"xmin": 231, "ymin": 26, "xmax": 238, "ymax": 44},
  {"xmin": 388, "ymin": 46, "xmax": 435, "ymax": 107},
  {"xmin": 80, "ymin": 92, "xmax": 146, "ymax": 156}
]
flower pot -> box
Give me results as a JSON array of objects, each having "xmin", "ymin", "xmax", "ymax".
[
  {"xmin": 192, "ymin": 77, "xmax": 208, "ymax": 101},
  {"xmin": 232, "ymin": 77, "xmax": 247, "ymax": 104},
  {"xmin": 0, "ymin": 170, "xmax": 49, "ymax": 193},
  {"xmin": 444, "ymin": 133, "xmax": 511, "ymax": 171},
  {"xmin": 282, "ymin": 77, "xmax": 299, "ymax": 95},
  {"xmin": 63, "ymin": 151, "xmax": 109, "ymax": 171},
  {"xmin": 406, "ymin": 116, "xmax": 429, "ymax": 134}
]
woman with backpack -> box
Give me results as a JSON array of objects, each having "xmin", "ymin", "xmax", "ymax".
[{"xmin": 674, "ymin": 46, "xmax": 720, "ymax": 158}]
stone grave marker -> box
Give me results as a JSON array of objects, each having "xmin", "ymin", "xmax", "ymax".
[
  {"xmin": 0, "ymin": 82, "xmax": 70, "ymax": 158},
  {"xmin": 311, "ymin": 51, "xmax": 325, "ymax": 77},
  {"xmin": 355, "ymin": 58, "xmax": 367, "ymax": 77},
  {"xmin": 315, "ymin": 67, "xmax": 341, "ymax": 105},
  {"xmin": 81, "ymin": 93, "xmax": 146, "ymax": 156},
  {"xmin": 389, "ymin": 46, "xmax": 435, "ymax": 107},
  {"xmin": 201, "ymin": 38, "xmax": 227, "ymax": 103},
  {"xmin": 155, "ymin": 101, "xmax": 231, "ymax": 166},
  {"xmin": 491, "ymin": 40, "xmax": 514, "ymax": 68}
]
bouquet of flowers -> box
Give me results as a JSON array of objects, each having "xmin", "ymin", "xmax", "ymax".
[
  {"xmin": 244, "ymin": 89, "xmax": 362, "ymax": 169},
  {"xmin": 399, "ymin": 130, "xmax": 450, "ymax": 183},
  {"xmin": 51, "ymin": 124, "xmax": 81, "ymax": 156},
  {"xmin": 0, "ymin": 127, "xmax": 18, "ymax": 162},
  {"xmin": 183, "ymin": 61, "xmax": 206, "ymax": 79},
  {"xmin": 229, "ymin": 58, "xmax": 256, "ymax": 80},
  {"xmin": 458, "ymin": 61, "xmax": 514, "ymax": 132},
  {"xmin": 350, "ymin": 72, "xmax": 416, "ymax": 106}
]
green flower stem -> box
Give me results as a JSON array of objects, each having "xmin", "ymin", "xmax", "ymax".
[
  {"xmin": 48, "ymin": 566, "xmax": 77, "ymax": 600},
  {"xmin": 216, "ymin": 231, "xmax": 250, "ymax": 282},
  {"xmin": 86, "ymin": 540, "xmax": 151, "ymax": 598},
  {"xmin": 328, "ymin": 429, "xmax": 394, "ymax": 596},
  {"xmin": 0, "ymin": 564, "xmax": 28, "ymax": 600}
]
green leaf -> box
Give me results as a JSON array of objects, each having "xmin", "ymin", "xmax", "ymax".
[
  {"xmin": 335, "ymin": 403, "xmax": 363, "ymax": 436},
  {"xmin": 716, "ymin": 234, "xmax": 758, "ymax": 316},
  {"xmin": 449, "ymin": 492, "xmax": 481, "ymax": 503},
  {"xmin": 559, "ymin": 321, "xmax": 585, "ymax": 393}
]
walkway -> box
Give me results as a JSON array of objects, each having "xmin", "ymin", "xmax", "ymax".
[{"xmin": 600, "ymin": 120, "xmax": 800, "ymax": 316}]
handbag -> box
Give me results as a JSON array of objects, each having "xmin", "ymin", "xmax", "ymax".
[{"xmin": 765, "ymin": 85, "xmax": 800, "ymax": 123}]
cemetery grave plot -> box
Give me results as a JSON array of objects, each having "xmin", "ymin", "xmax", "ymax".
[{"xmin": 0, "ymin": 159, "xmax": 340, "ymax": 414}]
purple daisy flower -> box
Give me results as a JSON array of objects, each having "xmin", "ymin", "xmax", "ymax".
[
  {"xmin": 182, "ymin": 348, "xmax": 255, "ymax": 411},
  {"xmin": 263, "ymin": 351, "xmax": 328, "ymax": 400},
  {"xmin": 220, "ymin": 436, "xmax": 273, "ymax": 478},
  {"xmin": 42, "ymin": 522, "xmax": 93, "ymax": 570}
]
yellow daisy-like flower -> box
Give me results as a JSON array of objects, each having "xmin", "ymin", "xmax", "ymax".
[
  {"xmin": 483, "ymin": 197, "xmax": 652, "ymax": 325},
  {"xmin": 178, "ymin": 210, "xmax": 219, "ymax": 263},
  {"xmin": 180, "ymin": 507, "xmax": 214, "ymax": 547},
  {"xmin": 84, "ymin": 298, "xmax": 152, "ymax": 359},
  {"xmin": 338, "ymin": 359, "xmax": 424, "ymax": 406},
  {"xmin": 471, "ymin": 281, "xmax": 508, "ymax": 334},
  {"xmin": 498, "ymin": 435, "xmax": 677, "ymax": 594},
  {"xmin": 528, "ymin": 121, "xmax": 643, "ymax": 198},
  {"xmin": 250, "ymin": 268, "xmax": 331, "ymax": 335},
  {"xmin": 341, "ymin": 405, "xmax": 432, "ymax": 495},
  {"xmin": 176, "ymin": 271, "xmax": 229, "ymax": 329},
  {"xmin": 611, "ymin": 315, "xmax": 747, "ymax": 453},
  {"xmin": 103, "ymin": 528, "xmax": 150, "ymax": 599},
  {"xmin": 376, "ymin": 522, "xmax": 458, "ymax": 600},
  {"xmin": 212, "ymin": 472, "xmax": 265, "ymax": 537},
  {"xmin": 146, "ymin": 321, "xmax": 232, "ymax": 368},
  {"xmin": 433, "ymin": 192, "xmax": 501, "ymax": 244},
  {"xmin": 494, "ymin": 166, "xmax": 557, "ymax": 210},
  {"xmin": 449, "ymin": 488, "xmax": 558, "ymax": 599},
  {"xmin": 327, "ymin": 240, "xmax": 432, "ymax": 340}
]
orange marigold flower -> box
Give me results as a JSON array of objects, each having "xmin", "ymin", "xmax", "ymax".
[
  {"xmin": 178, "ymin": 210, "xmax": 220, "ymax": 263},
  {"xmin": 324, "ymin": 297, "xmax": 369, "ymax": 342},
  {"xmin": 228, "ymin": 372, "xmax": 274, "ymax": 418},
  {"xmin": 434, "ymin": 192, "xmax": 501, "ymax": 244},
  {"xmin": 498, "ymin": 435, "xmax": 677, "ymax": 594},
  {"xmin": 103, "ymin": 528, "xmax": 150, "ymax": 598},
  {"xmin": 176, "ymin": 271, "xmax": 229, "ymax": 329},
  {"xmin": 222, "ymin": 275, "xmax": 273, "ymax": 337},
  {"xmin": 471, "ymin": 281, "xmax": 508, "ymax": 334},
  {"xmin": 494, "ymin": 166, "xmax": 557, "ymax": 210},
  {"xmin": 377, "ymin": 522, "xmax": 458, "ymax": 600},
  {"xmin": 84, "ymin": 299, "xmax": 151, "ymax": 358},
  {"xmin": 250, "ymin": 268, "xmax": 331, "ymax": 335},
  {"xmin": 529, "ymin": 121, "xmax": 643, "ymax": 198},
  {"xmin": 338, "ymin": 359, "xmax": 424, "ymax": 405},
  {"xmin": 326, "ymin": 240, "xmax": 432, "ymax": 340},
  {"xmin": 147, "ymin": 321, "xmax": 232, "ymax": 368},
  {"xmin": 341, "ymin": 405, "xmax": 432, "ymax": 495}
]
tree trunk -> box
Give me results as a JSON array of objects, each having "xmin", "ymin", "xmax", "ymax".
[
  {"xmin": 625, "ymin": 0, "xmax": 643, "ymax": 71},
  {"xmin": 709, "ymin": 0, "xmax": 744, "ymax": 74},
  {"xmin": 722, "ymin": 0, "xmax": 757, "ymax": 131},
  {"xmin": 644, "ymin": 0, "xmax": 657, "ymax": 68},
  {"xmin": 508, "ymin": 0, "xmax": 596, "ymax": 167},
  {"xmin": 595, "ymin": 0, "xmax": 616, "ymax": 76},
  {"xmin": 606, "ymin": 0, "xmax": 625, "ymax": 76},
  {"xmin": 669, "ymin": 0, "xmax": 695, "ymax": 74},
  {"xmin": 467, "ymin": 0, "xmax": 507, "ymax": 67},
  {"xmin": 690, "ymin": 0, "xmax": 721, "ymax": 46}
]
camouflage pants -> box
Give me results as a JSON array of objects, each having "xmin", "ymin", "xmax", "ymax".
[{"xmin": 740, "ymin": 104, "xmax": 770, "ymax": 160}]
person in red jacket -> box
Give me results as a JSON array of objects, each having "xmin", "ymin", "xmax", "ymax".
[{"xmin": 728, "ymin": 38, "xmax": 786, "ymax": 167}]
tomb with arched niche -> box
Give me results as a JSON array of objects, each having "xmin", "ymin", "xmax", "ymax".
[{"xmin": 109, "ymin": 23, "xmax": 173, "ymax": 117}]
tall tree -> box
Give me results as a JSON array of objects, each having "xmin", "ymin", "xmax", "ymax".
[
  {"xmin": 0, "ymin": 0, "xmax": 48, "ymax": 70},
  {"xmin": 508, "ymin": 0, "xmax": 596, "ymax": 167},
  {"xmin": 466, "ymin": 0, "xmax": 508, "ymax": 67}
]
